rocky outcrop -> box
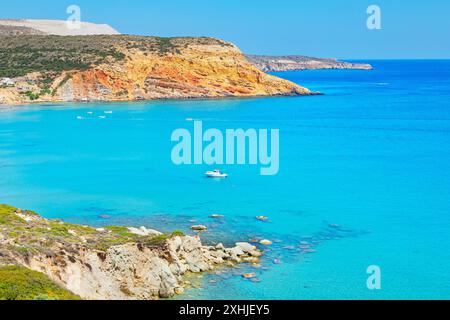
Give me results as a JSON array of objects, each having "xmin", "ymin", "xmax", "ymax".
[
  {"xmin": 0, "ymin": 36, "xmax": 314, "ymax": 105},
  {"xmin": 246, "ymin": 55, "xmax": 373, "ymax": 72},
  {"xmin": 0, "ymin": 205, "xmax": 262, "ymax": 300}
]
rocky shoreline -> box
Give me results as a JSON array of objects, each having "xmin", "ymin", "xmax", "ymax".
[{"xmin": 0, "ymin": 204, "xmax": 262, "ymax": 300}]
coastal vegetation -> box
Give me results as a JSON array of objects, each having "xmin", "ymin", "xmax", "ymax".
[
  {"xmin": 0, "ymin": 266, "xmax": 80, "ymax": 300},
  {"xmin": 0, "ymin": 204, "xmax": 184, "ymax": 253},
  {"xmin": 0, "ymin": 35, "xmax": 232, "ymax": 78},
  {"xmin": 0, "ymin": 35, "xmax": 125, "ymax": 77}
]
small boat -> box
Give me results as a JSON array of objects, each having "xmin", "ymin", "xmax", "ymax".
[{"xmin": 205, "ymin": 170, "xmax": 228, "ymax": 178}]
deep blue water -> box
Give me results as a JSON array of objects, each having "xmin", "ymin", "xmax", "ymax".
[{"xmin": 0, "ymin": 60, "xmax": 449, "ymax": 299}]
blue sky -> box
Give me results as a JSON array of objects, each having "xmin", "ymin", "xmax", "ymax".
[{"xmin": 2, "ymin": 0, "xmax": 449, "ymax": 59}]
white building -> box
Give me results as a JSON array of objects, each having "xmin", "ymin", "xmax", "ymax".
[{"xmin": 1, "ymin": 78, "xmax": 15, "ymax": 87}]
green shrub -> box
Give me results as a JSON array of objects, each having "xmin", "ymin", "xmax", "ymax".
[
  {"xmin": 144, "ymin": 234, "xmax": 168, "ymax": 246},
  {"xmin": 0, "ymin": 266, "xmax": 80, "ymax": 300},
  {"xmin": 23, "ymin": 91, "xmax": 40, "ymax": 101},
  {"xmin": 0, "ymin": 204, "xmax": 24, "ymax": 225},
  {"xmin": 171, "ymin": 230, "xmax": 184, "ymax": 237},
  {"xmin": 105, "ymin": 226, "xmax": 136, "ymax": 237},
  {"xmin": 0, "ymin": 35, "xmax": 230, "ymax": 77}
]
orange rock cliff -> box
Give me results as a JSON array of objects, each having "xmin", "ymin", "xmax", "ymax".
[{"xmin": 0, "ymin": 35, "xmax": 315, "ymax": 105}]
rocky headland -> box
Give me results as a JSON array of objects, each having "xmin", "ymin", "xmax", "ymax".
[
  {"xmin": 0, "ymin": 35, "xmax": 314, "ymax": 105},
  {"xmin": 246, "ymin": 55, "xmax": 373, "ymax": 72},
  {"xmin": 0, "ymin": 204, "xmax": 262, "ymax": 300}
]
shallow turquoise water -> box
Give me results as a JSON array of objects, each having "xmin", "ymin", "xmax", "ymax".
[{"xmin": 1, "ymin": 60, "xmax": 449, "ymax": 299}]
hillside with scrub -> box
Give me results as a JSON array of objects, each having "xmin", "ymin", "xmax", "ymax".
[{"xmin": 0, "ymin": 35, "xmax": 314, "ymax": 105}]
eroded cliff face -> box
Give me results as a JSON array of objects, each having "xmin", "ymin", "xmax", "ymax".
[
  {"xmin": 57, "ymin": 43, "xmax": 311, "ymax": 102},
  {"xmin": 14, "ymin": 237, "xmax": 260, "ymax": 300},
  {"xmin": 0, "ymin": 205, "xmax": 262, "ymax": 300},
  {"xmin": 0, "ymin": 36, "xmax": 312, "ymax": 105}
]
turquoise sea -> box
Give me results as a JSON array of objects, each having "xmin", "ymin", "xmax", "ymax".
[{"xmin": 1, "ymin": 60, "xmax": 449, "ymax": 299}]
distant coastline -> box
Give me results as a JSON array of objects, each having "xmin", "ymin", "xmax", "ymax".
[{"xmin": 246, "ymin": 55, "xmax": 373, "ymax": 72}]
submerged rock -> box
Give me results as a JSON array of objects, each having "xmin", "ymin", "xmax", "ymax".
[{"xmin": 273, "ymin": 259, "xmax": 282, "ymax": 264}]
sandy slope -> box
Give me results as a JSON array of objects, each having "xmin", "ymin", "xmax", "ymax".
[{"xmin": 0, "ymin": 19, "xmax": 120, "ymax": 36}]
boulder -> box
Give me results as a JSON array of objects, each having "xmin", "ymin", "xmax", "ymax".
[
  {"xmin": 127, "ymin": 226, "xmax": 162, "ymax": 237},
  {"xmin": 259, "ymin": 239, "xmax": 273, "ymax": 246},
  {"xmin": 190, "ymin": 225, "xmax": 208, "ymax": 231}
]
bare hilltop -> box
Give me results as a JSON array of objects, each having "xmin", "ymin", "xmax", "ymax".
[{"xmin": 0, "ymin": 19, "xmax": 119, "ymax": 36}]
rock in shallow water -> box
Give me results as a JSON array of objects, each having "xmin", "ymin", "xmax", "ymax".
[
  {"xmin": 191, "ymin": 225, "xmax": 208, "ymax": 231},
  {"xmin": 273, "ymin": 259, "xmax": 282, "ymax": 264},
  {"xmin": 236, "ymin": 242, "xmax": 257, "ymax": 252}
]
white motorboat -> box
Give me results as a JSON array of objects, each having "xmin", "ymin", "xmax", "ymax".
[{"xmin": 205, "ymin": 170, "xmax": 228, "ymax": 178}]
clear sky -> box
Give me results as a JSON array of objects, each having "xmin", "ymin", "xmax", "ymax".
[{"xmin": 1, "ymin": 0, "xmax": 449, "ymax": 59}]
